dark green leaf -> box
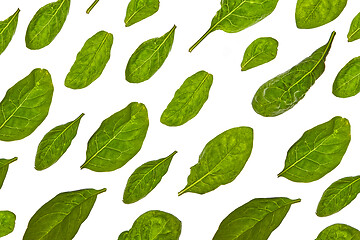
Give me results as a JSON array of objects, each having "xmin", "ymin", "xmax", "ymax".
[
  {"xmin": 124, "ymin": 0, "xmax": 160, "ymax": 27},
  {"xmin": 348, "ymin": 12, "xmax": 360, "ymax": 42},
  {"xmin": 0, "ymin": 211, "xmax": 15, "ymax": 238},
  {"xmin": 0, "ymin": 157, "xmax": 17, "ymax": 189},
  {"xmin": 295, "ymin": 0, "xmax": 347, "ymax": 29},
  {"xmin": 179, "ymin": 127, "xmax": 253, "ymax": 196},
  {"xmin": 86, "ymin": 0, "xmax": 100, "ymax": 14},
  {"xmin": 241, "ymin": 37, "xmax": 278, "ymax": 71},
  {"xmin": 81, "ymin": 102, "xmax": 149, "ymax": 172},
  {"xmin": 252, "ymin": 31, "xmax": 335, "ymax": 117},
  {"xmin": 65, "ymin": 31, "xmax": 113, "ymax": 89},
  {"xmin": 35, "ymin": 113, "xmax": 84, "ymax": 171},
  {"xmin": 333, "ymin": 57, "xmax": 360, "ymax": 98},
  {"xmin": 119, "ymin": 210, "xmax": 181, "ymax": 240},
  {"xmin": 23, "ymin": 188, "xmax": 106, "ymax": 240},
  {"xmin": 25, "ymin": 0, "xmax": 70, "ymax": 50},
  {"xmin": 160, "ymin": 71, "xmax": 213, "ymax": 126},
  {"xmin": 123, "ymin": 151, "xmax": 177, "ymax": 204},
  {"xmin": 125, "ymin": 25, "xmax": 176, "ymax": 83},
  {"xmin": 316, "ymin": 224, "xmax": 360, "ymax": 240},
  {"xmin": 0, "ymin": 69, "xmax": 54, "ymax": 141},
  {"xmin": 213, "ymin": 197, "xmax": 300, "ymax": 240},
  {"xmin": 278, "ymin": 116, "xmax": 351, "ymax": 183},
  {"xmin": 0, "ymin": 9, "xmax": 20, "ymax": 55},
  {"xmin": 189, "ymin": 0, "xmax": 279, "ymax": 52}
]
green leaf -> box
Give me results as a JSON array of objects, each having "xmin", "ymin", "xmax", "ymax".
[
  {"xmin": 0, "ymin": 9, "xmax": 20, "ymax": 55},
  {"xmin": 160, "ymin": 71, "xmax": 213, "ymax": 126},
  {"xmin": 0, "ymin": 69, "xmax": 54, "ymax": 141},
  {"xmin": 316, "ymin": 175, "xmax": 360, "ymax": 217},
  {"xmin": 316, "ymin": 224, "xmax": 360, "ymax": 240},
  {"xmin": 119, "ymin": 210, "xmax": 181, "ymax": 240},
  {"xmin": 252, "ymin": 31, "xmax": 335, "ymax": 117},
  {"xmin": 0, "ymin": 157, "xmax": 17, "ymax": 189},
  {"xmin": 125, "ymin": 25, "xmax": 176, "ymax": 83},
  {"xmin": 35, "ymin": 113, "xmax": 84, "ymax": 171},
  {"xmin": 23, "ymin": 188, "xmax": 106, "ymax": 240},
  {"xmin": 0, "ymin": 211, "xmax": 15, "ymax": 238},
  {"xmin": 241, "ymin": 37, "xmax": 278, "ymax": 71},
  {"xmin": 25, "ymin": 0, "xmax": 70, "ymax": 50},
  {"xmin": 189, "ymin": 0, "xmax": 279, "ymax": 52},
  {"xmin": 178, "ymin": 127, "xmax": 253, "ymax": 196},
  {"xmin": 123, "ymin": 151, "xmax": 177, "ymax": 204},
  {"xmin": 65, "ymin": 31, "xmax": 113, "ymax": 89},
  {"xmin": 81, "ymin": 102, "xmax": 149, "ymax": 172},
  {"xmin": 278, "ymin": 116, "xmax": 351, "ymax": 183},
  {"xmin": 348, "ymin": 12, "xmax": 360, "ymax": 42},
  {"xmin": 333, "ymin": 57, "xmax": 360, "ymax": 98},
  {"xmin": 124, "ymin": 0, "xmax": 160, "ymax": 27},
  {"xmin": 295, "ymin": 0, "xmax": 347, "ymax": 29},
  {"xmin": 213, "ymin": 197, "xmax": 300, "ymax": 240}
]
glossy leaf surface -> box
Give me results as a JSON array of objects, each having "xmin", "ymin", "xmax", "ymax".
[
  {"xmin": 348, "ymin": 12, "xmax": 360, "ymax": 42},
  {"xmin": 316, "ymin": 224, "xmax": 360, "ymax": 240},
  {"xmin": 125, "ymin": 0, "xmax": 160, "ymax": 27},
  {"xmin": 161, "ymin": 71, "xmax": 213, "ymax": 126},
  {"xmin": 0, "ymin": 211, "xmax": 15, "ymax": 238},
  {"xmin": 333, "ymin": 57, "xmax": 360, "ymax": 98},
  {"xmin": 0, "ymin": 9, "xmax": 20, "ymax": 55},
  {"xmin": 0, "ymin": 157, "xmax": 17, "ymax": 189}
]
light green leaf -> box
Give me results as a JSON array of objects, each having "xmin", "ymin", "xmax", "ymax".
[
  {"xmin": 333, "ymin": 57, "xmax": 360, "ymax": 98},
  {"xmin": 125, "ymin": 0, "xmax": 160, "ymax": 27},
  {"xmin": 0, "ymin": 9, "xmax": 20, "ymax": 55},
  {"xmin": 161, "ymin": 71, "xmax": 213, "ymax": 126},
  {"xmin": 348, "ymin": 12, "xmax": 360, "ymax": 42},
  {"xmin": 0, "ymin": 211, "xmax": 15, "ymax": 238},
  {"xmin": 316, "ymin": 224, "xmax": 360, "ymax": 240},
  {"xmin": 278, "ymin": 116, "xmax": 351, "ymax": 183},
  {"xmin": 0, "ymin": 69, "xmax": 54, "ymax": 141},
  {"xmin": 81, "ymin": 102, "xmax": 149, "ymax": 172},
  {"xmin": 0, "ymin": 157, "xmax": 17, "ymax": 189}
]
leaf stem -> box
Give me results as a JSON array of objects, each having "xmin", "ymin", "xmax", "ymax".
[
  {"xmin": 86, "ymin": 0, "xmax": 100, "ymax": 14},
  {"xmin": 189, "ymin": 27, "xmax": 213, "ymax": 52}
]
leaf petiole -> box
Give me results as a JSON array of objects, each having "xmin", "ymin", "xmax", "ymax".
[{"xmin": 86, "ymin": 0, "xmax": 100, "ymax": 14}]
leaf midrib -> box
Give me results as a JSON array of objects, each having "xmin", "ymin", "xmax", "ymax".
[{"xmin": 0, "ymin": 9, "xmax": 19, "ymax": 35}]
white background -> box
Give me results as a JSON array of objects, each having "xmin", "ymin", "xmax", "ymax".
[{"xmin": 0, "ymin": 0, "xmax": 360, "ymax": 239}]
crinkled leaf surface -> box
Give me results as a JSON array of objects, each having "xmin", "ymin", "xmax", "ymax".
[
  {"xmin": 125, "ymin": 0, "xmax": 160, "ymax": 27},
  {"xmin": 118, "ymin": 231, "xmax": 129, "ymax": 240},
  {"xmin": 125, "ymin": 25, "xmax": 176, "ymax": 83},
  {"xmin": 0, "ymin": 9, "xmax": 20, "ymax": 55},
  {"xmin": 0, "ymin": 157, "xmax": 17, "ymax": 189},
  {"xmin": 35, "ymin": 113, "xmax": 84, "ymax": 171},
  {"xmin": 161, "ymin": 71, "xmax": 213, "ymax": 126},
  {"xmin": 65, "ymin": 31, "xmax": 113, "ymax": 89},
  {"xmin": 213, "ymin": 197, "xmax": 300, "ymax": 240},
  {"xmin": 348, "ymin": 12, "xmax": 360, "ymax": 42},
  {"xmin": 333, "ymin": 57, "xmax": 360, "ymax": 98},
  {"xmin": 0, "ymin": 211, "xmax": 15, "ymax": 238},
  {"xmin": 23, "ymin": 188, "xmax": 106, "ymax": 240},
  {"xmin": 179, "ymin": 127, "xmax": 253, "ymax": 196},
  {"xmin": 316, "ymin": 224, "xmax": 360, "ymax": 240},
  {"xmin": 252, "ymin": 31, "xmax": 335, "ymax": 117},
  {"xmin": 278, "ymin": 116, "xmax": 351, "ymax": 183},
  {"xmin": 0, "ymin": 68, "xmax": 54, "ymax": 141},
  {"xmin": 81, "ymin": 102, "xmax": 149, "ymax": 172}
]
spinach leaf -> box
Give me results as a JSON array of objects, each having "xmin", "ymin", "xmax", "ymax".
[
  {"xmin": 23, "ymin": 188, "xmax": 106, "ymax": 240},
  {"xmin": 316, "ymin": 224, "xmax": 360, "ymax": 240},
  {"xmin": 189, "ymin": 0, "xmax": 279, "ymax": 52},
  {"xmin": 118, "ymin": 210, "xmax": 181, "ymax": 240},
  {"xmin": 0, "ymin": 69, "xmax": 54, "ymax": 141},
  {"xmin": 86, "ymin": 0, "xmax": 100, "ymax": 14},
  {"xmin": 333, "ymin": 57, "xmax": 360, "ymax": 98},
  {"xmin": 35, "ymin": 113, "xmax": 84, "ymax": 171},
  {"xmin": 65, "ymin": 31, "xmax": 113, "ymax": 89},
  {"xmin": 123, "ymin": 151, "xmax": 177, "ymax": 204},
  {"xmin": 213, "ymin": 197, "xmax": 300, "ymax": 240},
  {"xmin": 81, "ymin": 102, "xmax": 149, "ymax": 172},
  {"xmin": 241, "ymin": 37, "xmax": 278, "ymax": 71},
  {"xmin": 0, "ymin": 211, "xmax": 15, "ymax": 238},
  {"xmin": 161, "ymin": 71, "xmax": 213, "ymax": 126},
  {"xmin": 316, "ymin": 175, "xmax": 360, "ymax": 217},
  {"xmin": 295, "ymin": 0, "xmax": 347, "ymax": 29},
  {"xmin": 348, "ymin": 12, "xmax": 360, "ymax": 42},
  {"xmin": 25, "ymin": 0, "xmax": 70, "ymax": 50},
  {"xmin": 179, "ymin": 127, "xmax": 253, "ymax": 196},
  {"xmin": 0, "ymin": 157, "xmax": 17, "ymax": 189},
  {"xmin": 125, "ymin": 25, "xmax": 175, "ymax": 83},
  {"xmin": 125, "ymin": 0, "xmax": 160, "ymax": 27},
  {"xmin": 278, "ymin": 116, "xmax": 351, "ymax": 183},
  {"xmin": 0, "ymin": 9, "xmax": 20, "ymax": 55},
  {"xmin": 252, "ymin": 31, "xmax": 335, "ymax": 117}
]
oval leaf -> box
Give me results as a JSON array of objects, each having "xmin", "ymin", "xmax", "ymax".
[
  {"xmin": 333, "ymin": 57, "xmax": 360, "ymax": 98},
  {"xmin": 252, "ymin": 31, "xmax": 335, "ymax": 117},
  {"xmin": 160, "ymin": 71, "xmax": 213, "ymax": 126},
  {"xmin": 213, "ymin": 197, "xmax": 300, "ymax": 240},
  {"xmin": 241, "ymin": 37, "xmax": 278, "ymax": 71},
  {"xmin": 124, "ymin": 0, "xmax": 160, "ymax": 27},
  {"xmin": 316, "ymin": 224, "xmax": 360, "ymax": 240},
  {"xmin": 295, "ymin": 0, "xmax": 347, "ymax": 29},
  {"xmin": 0, "ymin": 9, "xmax": 20, "ymax": 55},
  {"xmin": 348, "ymin": 12, "xmax": 360, "ymax": 42},
  {"xmin": 0, "ymin": 211, "xmax": 15, "ymax": 238},
  {"xmin": 0, "ymin": 157, "xmax": 17, "ymax": 189},
  {"xmin": 23, "ymin": 188, "xmax": 106, "ymax": 240},
  {"xmin": 0, "ymin": 68, "xmax": 54, "ymax": 141},
  {"xmin": 278, "ymin": 116, "xmax": 351, "ymax": 183},
  {"xmin": 123, "ymin": 151, "xmax": 177, "ymax": 204},
  {"xmin": 25, "ymin": 0, "xmax": 70, "ymax": 50},
  {"xmin": 125, "ymin": 25, "xmax": 176, "ymax": 83},
  {"xmin": 35, "ymin": 113, "xmax": 84, "ymax": 171},
  {"xmin": 65, "ymin": 31, "xmax": 113, "ymax": 89},
  {"xmin": 178, "ymin": 127, "xmax": 253, "ymax": 196},
  {"xmin": 81, "ymin": 102, "xmax": 149, "ymax": 172}
]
